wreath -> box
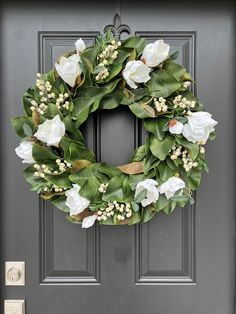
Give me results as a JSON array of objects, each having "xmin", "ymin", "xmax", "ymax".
[{"xmin": 12, "ymin": 31, "xmax": 217, "ymax": 228}]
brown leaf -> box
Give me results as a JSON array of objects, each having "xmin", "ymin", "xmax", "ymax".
[
  {"xmin": 41, "ymin": 192, "xmax": 64, "ymax": 200},
  {"xmin": 169, "ymin": 118, "xmax": 177, "ymax": 128},
  {"xmin": 72, "ymin": 159, "xmax": 91, "ymax": 173},
  {"xmin": 71, "ymin": 209, "xmax": 90, "ymax": 221},
  {"xmin": 32, "ymin": 111, "xmax": 40, "ymax": 125},
  {"xmin": 117, "ymin": 161, "xmax": 144, "ymax": 174},
  {"xmin": 76, "ymin": 75, "xmax": 82, "ymax": 85}
]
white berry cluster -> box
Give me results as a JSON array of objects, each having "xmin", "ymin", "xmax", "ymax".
[
  {"xmin": 55, "ymin": 159, "xmax": 72, "ymax": 173},
  {"xmin": 31, "ymin": 73, "xmax": 52, "ymax": 115},
  {"xmin": 43, "ymin": 184, "xmax": 67, "ymax": 193},
  {"xmin": 36, "ymin": 73, "xmax": 52, "ymax": 92},
  {"xmin": 113, "ymin": 201, "xmax": 132, "ymax": 220},
  {"xmin": 55, "ymin": 93, "xmax": 70, "ymax": 110},
  {"xmin": 98, "ymin": 183, "xmax": 109, "ymax": 193},
  {"xmin": 33, "ymin": 163, "xmax": 52, "ymax": 178},
  {"xmin": 198, "ymin": 140, "xmax": 206, "ymax": 154},
  {"xmin": 95, "ymin": 40, "xmax": 121, "ymax": 81},
  {"xmin": 182, "ymin": 81, "xmax": 191, "ymax": 89},
  {"xmin": 171, "ymin": 144, "xmax": 198, "ymax": 172},
  {"xmin": 30, "ymin": 99, "xmax": 48, "ymax": 115},
  {"xmin": 154, "ymin": 97, "xmax": 168, "ymax": 113},
  {"xmin": 173, "ymin": 95, "xmax": 196, "ymax": 114},
  {"xmin": 96, "ymin": 201, "xmax": 132, "ymax": 222},
  {"xmin": 96, "ymin": 202, "xmax": 115, "ymax": 221}
]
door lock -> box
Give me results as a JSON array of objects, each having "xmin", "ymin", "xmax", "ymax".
[{"xmin": 5, "ymin": 262, "xmax": 25, "ymax": 286}]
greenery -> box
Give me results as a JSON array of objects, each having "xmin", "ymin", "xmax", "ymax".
[{"xmin": 12, "ymin": 31, "xmax": 215, "ymax": 226}]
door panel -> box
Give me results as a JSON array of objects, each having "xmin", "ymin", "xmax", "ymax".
[{"xmin": 1, "ymin": 1, "xmax": 235, "ymax": 314}]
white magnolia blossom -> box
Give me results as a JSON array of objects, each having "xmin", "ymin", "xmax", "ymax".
[
  {"xmin": 15, "ymin": 141, "xmax": 35, "ymax": 164},
  {"xmin": 159, "ymin": 176, "xmax": 185, "ymax": 199},
  {"xmin": 122, "ymin": 60, "xmax": 151, "ymax": 89},
  {"xmin": 75, "ymin": 38, "xmax": 86, "ymax": 53},
  {"xmin": 135, "ymin": 179, "xmax": 159, "ymax": 207},
  {"xmin": 182, "ymin": 111, "xmax": 217, "ymax": 143},
  {"xmin": 141, "ymin": 39, "xmax": 170, "ymax": 68},
  {"xmin": 34, "ymin": 115, "xmax": 65, "ymax": 146},
  {"xmin": 65, "ymin": 184, "xmax": 90, "ymax": 216},
  {"xmin": 55, "ymin": 54, "xmax": 82, "ymax": 87},
  {"xmin": 82, "ymin": 215, "xmax": 97, "ymax": 228},
  {"xmin": 169, "ymin": 119, "xmax": 184, "ymax": 134}
]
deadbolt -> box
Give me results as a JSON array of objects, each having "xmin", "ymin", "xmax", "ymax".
[
  {"xmin": 5, "ymin": 262, "xmax": 25, "ymax": 286},
  {"xmin": 7, "ymin": 267, "xmax": 22, "ymax": 282}
]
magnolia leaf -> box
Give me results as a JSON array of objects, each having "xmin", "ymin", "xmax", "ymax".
[
  {"xmin": 11, "ymin": 116, "xmax": 37, "ymax": 138},
  {"xmin": 150, "ymin": 135, "xmax": 175, "ymax": 161},
  {"xmin": 144, "ymin": 118, "xmax": 169, "ymax": 140},
  {"xmin": 130, "ymin": 145, "xmax": 146, "ymax": 162},
  {"xmin": 32, "ymin": 111, "xmax": 40, "ymax": 125},
  {"xmin": 118, "ymin": 161, "xmax": 144, "ymax": 174},
  {"xmin": 23, "ymin": 123, "xmax": 33, "ymax": 136},
  {"xmin": 41, "ymin": 192, "xmax": 65, "ymax": 200},
  {"xmin": 32, "ymin": 144, "xmax": 58, "ymax": 163},
  {"xmin": 70, "ymin": 209, "xmax": 90, "ymax": 222},
  {"xmin": 131, "ymin": 201, "xmax": 140, "ymax": 212},
  {"xmin": 72, "ymin": 160, "xmax": 91, "ymax": 173},
  {"xmin": 134, "ymin": 189, "xmax": 147, "ymax": 203}
]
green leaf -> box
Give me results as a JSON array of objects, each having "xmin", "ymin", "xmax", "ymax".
[
  {"xmin": 176, "ymin": 137, "xmax": 199, "ymax": 160},
  {"xmin": 46, "ymin": 173, "xmax": 71, "ymax": 188},
  {"xmin": 128, "ymin": 211, "xmax": 141, "ymax": 225},
  {"xmin": 32, "ymin": 144, "xmax": 58, "ymax": 163},
  {"xmin": 169, "ymin": 51, "xmax": 179, "ymax": 61},
  {"xmin": 163, "ymin": 61, "xmax": 186, "ymax": 80},
  {"xmin": 141, "ymin": 205, "xmax": 156, "ymax": 223},
  {"xmin": 102, "ymin": 175, "xmax": 125, "ymax": 202},
  {"xmin": 99, "ymin": 86, "xmax": 123, "ymax": 110},
  {"xmin": 23, "ymin": 123, "xmax": 33, "ymax": 136},
  {"xmin": 103, "ymin": 50, "xmax": 130, "ymax": 82},
  {"xmin": 147, "ymin": 70, "xmax": 181, "ymax": 98},
  {"xmin": 22, "ymin": 93, "xmax": 34, "ymax": 116},
  {"xmin": 134, "ymin": 189, "xmax": 147, "ymax": 203},
  {"xmin": 51, "ymin": 195, "xmax": 69, "ymax": 212},
  {"xmin": 69, "ymin": 143, "xmax": 96, "ymax": 163},
  {"xmin": 63, "ymin": 115, "xmax": 84, "ymax": 142},
  {"xmin": 150, "ymin": 135, "xmax": 175, "ymax": 161},
  {"xmin": 157, "ymin": 162, "xmax": 175, "ymax": 181},
  {"xmin": 79, "ymin": 177, "xmax": 101, "ymax": 202},
  {"xmin": 131, "ymin": 145, "xmax": 146, "ymax": 162},
  {"xmin": 188, "ymin": 169, "xmax": 201, "ymax": 190},
  {"xmin": 121, "ymin": 36, "xmax": 147, "ymax": 56},
  {"xmin": 144, "ymin": 117, "xmax": 169, "ymax": 140},
  {"xmin": 23, "ymin": 165, "xmax": 45, "ymax": 186},
  {"xmin": 45, "ymin": 103, "xmax": 60, "ymax": 118},
  {"xmin": 129, "ymin": 101, "xmax": 156, "ymax": 119},
  {"xmin": 12, "ymin": 116, "xmax": 37, "ymax": 138},
  {"xmin": 153, "ymin": 195, "xmax": 170, "ymax": 212},
  {"xmin": 131, "ymin": 201, "xmax": 140, "ymax": 212}
]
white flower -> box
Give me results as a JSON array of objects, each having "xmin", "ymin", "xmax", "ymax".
[
  {"xmin": 55, "ymin": 55, "xmax": 82, "ymax": 87},
  {"xmin": 141, "ymin": 39, "xmax": 170, "ymax": 68},
  {"xmin": 135, "ymin": 179, "xmax": 159, "ymax": 207},
  {"xmin": 65, "ymin": 184, "xmax": 90, "ymax": 216},
  {"xmin": 122, "ymin": 60, "xmax": 151, "ymax": 89},
  {"xmin": 75, "ymin": 38, "xmax": 86, "ymax": 53},
  {"xmin": 82, "ymin": 215, "xmax": 97, "ymax": 228},
  {"xmin": 159, "ymin": 176, "xmax": 185, "ymax": 199},
  {"xmin": 15, "ymin": 141, "xmax": 35, "ymax": 164},
  {"xmin": 182, "ymin": 111, "xmax": 217, "ymax": 143},
  {"xmin": 34, "ymin": 115, "xmax": 65, "ymax": 146},
  {"xmin": 169, "ymin": 119, "xmax": 184, "ymax": 134},
  {"xmin": 68, "ymin": 53, "xmax": 81, "ymax": 63}
]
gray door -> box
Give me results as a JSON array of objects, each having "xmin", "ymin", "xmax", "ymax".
[{"xmin": 1, "ymin": 1, "xmax": 235, "ymax": 313}]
